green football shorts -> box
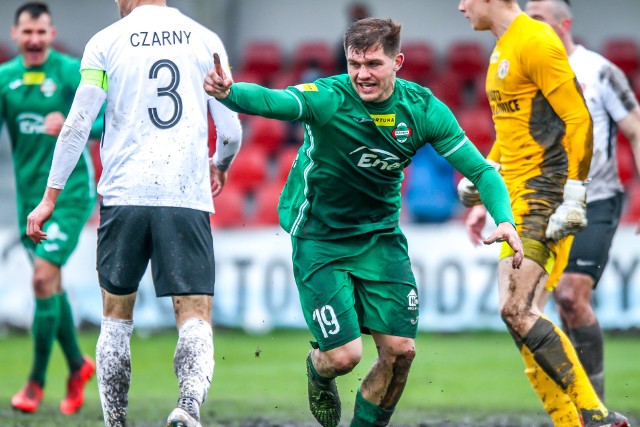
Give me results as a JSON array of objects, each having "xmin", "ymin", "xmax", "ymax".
[
  {"xmin": 291, "ymin": 227, "xmax": 419, "ymax": 351},
  {"xmin": 19, "ymin": 196, "xmax": 95, "ymax": 267}
]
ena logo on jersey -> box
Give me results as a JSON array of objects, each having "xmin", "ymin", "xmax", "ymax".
[
  {"xmin": 350, "ymin": 146, "xmax": 408, "ymax": 171},
  {"xmin": 17, "ymin": 113, "xmax": 45, "ymax": 135}
]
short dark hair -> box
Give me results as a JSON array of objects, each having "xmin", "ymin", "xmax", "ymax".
[
  {"xmin": 343, "ymin": 18, "xmax": 402, "ymax": 58},
  {"xmin": 14, "ymin": 2, "xmax": 51, "ymax": 25}
]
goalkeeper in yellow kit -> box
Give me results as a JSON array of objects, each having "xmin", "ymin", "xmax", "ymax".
[{"xmin": 456, "ymin": 0, "xmax": 629, "ymax": 426}]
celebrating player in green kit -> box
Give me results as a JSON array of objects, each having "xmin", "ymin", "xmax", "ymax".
[
  {"xmin": 205, "ymin": 17, "xmax": 523, "ymax": 427},
  {"xmin": 0, "ymin": 1, "xmax": 103, "ymax": 415}
]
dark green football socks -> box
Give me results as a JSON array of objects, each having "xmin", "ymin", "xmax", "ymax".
[{"xmin": 29, "ymin": 294, "xmax": 61, "ymax": 385}]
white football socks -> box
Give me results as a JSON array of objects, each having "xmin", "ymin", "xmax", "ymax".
[
  {"xmin": 174, "ymin": 318, "xmax": 214, "ymax": 421},
  {"xmin": 96, "ymin": 316, "xmax": 134, "ymax": 427}
]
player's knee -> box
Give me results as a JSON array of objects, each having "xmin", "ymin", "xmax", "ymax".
[
  {"xmin": 500, "ymin": 303, "xmax": 527, "ymax": 328},
  {"xmin": 32, "ymin": 271, "xmax": 56, "ymax": 298},
  {"xmin": 326, "ymin": 348, "xmax": 361, "ymax": 374}
]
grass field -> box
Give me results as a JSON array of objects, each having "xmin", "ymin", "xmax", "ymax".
[{"xmin": 0, "ymin": 328, "xmax": 638, "ymax": 426}]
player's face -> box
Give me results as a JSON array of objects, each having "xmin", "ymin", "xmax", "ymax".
[
  {"xmin": 525, "ymin": 1, "xmax": 561, "ymax": 33},
  {"xmin": 11, "ymin": 12, "xmax": 55, "ymax": 67},
  {"xmin": 347, "ymin": 44, "xmax": 403, "ymax": 103},
  {"xmin": 458, "ymin": 0, "xmax": 492, "ymax": 31}
]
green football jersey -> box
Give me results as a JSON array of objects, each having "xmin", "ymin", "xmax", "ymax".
[
  {"xmin": 223, "ymin": 75, "xmax": 513, "ymax": 239},
  {"xmin": 278, "ymin": 76, "xmax": 467, "ymax": 239},
  {"xmin": 0, "ymin": 49, "xmax": 101, "ymax": 205}
]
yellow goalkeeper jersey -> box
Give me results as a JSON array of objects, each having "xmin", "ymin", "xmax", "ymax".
[{"xmin": 486, "ymin": 13, "xmax": 592, "ymax": 187}]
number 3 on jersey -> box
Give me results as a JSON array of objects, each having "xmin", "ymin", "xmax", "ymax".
[
  {"xmin": 312, "ymin": 305, "xmax": 340, "ymax": 338},
  {"xmin": 148, "ymin": 59, "xmax": 182, "ymax": 129}
]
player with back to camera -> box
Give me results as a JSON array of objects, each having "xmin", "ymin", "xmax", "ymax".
[
  {"xmin": 0, "ymin": 1, "xmax": 103, "ymax": 415},
  {"xmin": 205, "ymin": 17, "xmax": 523, "ymax": 427},
  {"xmin": 456, "ymin": 0, "xmax": 630, "ymax": 425},
  {"xmin": 25, "ymin": 0, "xmax": 242, "ymax": 426}
]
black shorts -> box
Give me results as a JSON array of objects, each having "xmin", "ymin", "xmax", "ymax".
[
  {"xmin": 564, "ymin": 193, "xmax": 624, "ymax": 286},
  {"xmin": 97, "ymin": 204, "xmax": 215, "ymax": 297}
]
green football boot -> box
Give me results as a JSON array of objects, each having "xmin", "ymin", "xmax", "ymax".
[{"xmin": 306, "ymin": 350, "xmax": 341, "ymax": 427}]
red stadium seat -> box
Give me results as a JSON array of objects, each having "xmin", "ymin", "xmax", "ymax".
[
  {"xmin": 617, "ymin": 132, "xmax": 637, "ymax": 188},
  {"xmin": 0, "ymin": 43, "xmax": 13, "ymax": 64},
  {"xmin": 397, "ymin": 41, "xmax": 437, "ymax": 85},
  {"xmin": 631, "ymin": 71, "xmax": 640, "ymax": 102},
  {"xmin": 250, "ymin": 182, "xmax": 284, "ymax": 226},
  {"xmin": 292, "ymin": 41, "xmax": 336, "ymax": 81},
  {"xmin": 239, "ymin": 41, "xmax": 284, "ymax": 85},
  {"xmin": 211, "ymin": 184, "xmax": 247, "ymax": 229},
  {"xmin": 457, "ymin": 107, "xmax": 494, "ymax": 155},
  {"xmin": 601, "ymin": 38, "xmax": 640, "ymax": 78},
  {"xmin": 445, "ymin": 40, "xmax": 487, "ymax": 84},
  {"xmin": 274, "ymin": 145, "xmax": 300, "ymax": 186},
  {"xmin": 245, "ymin": 116, "xmax": 288, "ymax": 156},
  {"xmin": 227, "ymin": 145, "xmax": 269, "ymax": 194},
  {"xmin": 621, "ymin": 179, "xmax": 640, "ymax": 224},
  {"xmin": 268, "ymin": 70, "xmax": 299, "ymax": 89},
  {"xmin": 429, "ymin": 73, "xmax": 464, "ymax": 113}
]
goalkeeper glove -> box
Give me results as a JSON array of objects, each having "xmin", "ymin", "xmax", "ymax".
[
  {"xmin": 545, "ymin": 179, "xmax": 588, "ymax": 241},
  {"xmin": 457, "ymin": 160, "xmax": 500, "ymax": 208}
]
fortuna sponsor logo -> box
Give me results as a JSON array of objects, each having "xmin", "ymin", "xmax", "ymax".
[
  {"xmin": 407, "ymin": 289, "xmax": 418, "ymax": 311},
  {"xmin": 17, "ymin": 113, "xmax": 45, "ymax": 135},
  {"xmin": 350, "ymin": 146, "xmax": 408, "ymax": 171},
  {"xmin": 392, "ymin": 122, "xmax": 413, "ymax": 143},
  {"xmin": 371, "ymin": 114, "xmax": 395, "ymax": 127},
  {"xmin": 130, "ymin": 30, "xmax": 191, "ymax": 47}
]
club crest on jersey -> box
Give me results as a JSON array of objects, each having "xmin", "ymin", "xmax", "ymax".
[
  {"xmin": 392, "ymin": 122, "xmax": 412, "ymax": 143},
  {"xmin": 498, "ymin": 60, "xmax": 510, "ymax": 79},
  {"xmin": 41, "ymin": 78, "xmax": 57, "ymax": 97}
]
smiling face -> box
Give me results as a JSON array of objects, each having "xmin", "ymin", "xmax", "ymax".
[
  {"xmin": 11, "ymin": 11, "xmax": 55, "ymax": 67},
  {"xmin": 347, "ymin": 43, "xmax": 403, "ymax": 103}
]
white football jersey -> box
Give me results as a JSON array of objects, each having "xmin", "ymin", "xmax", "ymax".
[
  {"xmin": 569, "ymin": 45, "xmax": 639, "ymax": 202},
  {"xmin": 81, "ymin": 5, "xmax": 231, "ymax": 211}
]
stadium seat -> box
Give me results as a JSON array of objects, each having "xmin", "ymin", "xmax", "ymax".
[
  {"xmin": 456, "ymin": 107, "xmax": 494, "ymax": 155},
  {"xmin": 601, "ymin": 38, "xmax": 640, "ymax": 78},
  {"xmin": 274, "ymin": 145, "xmax": 300, "ymax": 186},
  {"xmin": 245, "ymin": 116, "xmax": 288, "ymax": 156},
  {"xmin": 0, "ymin": 43, "xmax": 13, "ymax": 64},
  {"xmin": 429, "ymin": 73, "xmax": 464, "ymax": 113},
  {"xmin": 397, "ymin": 41, "xmax": 437, "ymax": 85},
  {"xmin": 631, "ymin": 71, "xmax": 640, "ymax": 102},
  {"xmin": 268, "ymin": 70, "xmax": 299, "ymax": 89},
  {"xmin": 250, "ymin": 182, "xmax": 284, "ymax": 226},
  {"xmin": 621, "ymin": 179, "xmax": 640, "ymax": 224},
  {"xmin": 617, "ymin": 132, "xmax": 637, "ymax": 188},
  {"xmin": 239, "ymin": 41, "xmax": 285, "ymax": 85},
  {"xmin": 227, "ymin": 145, "xmax": 269, "ymax": 194},
  {"xmin": 445, "ymin": 40, "xmax": 487, "ymax": 84},
  {"xmin": 211, "ymin": 184, "xmax": 247, "ymax": 229},
  {"xmin": 292, "ymin": 41, "xmax": 336, "ymax": 81}
]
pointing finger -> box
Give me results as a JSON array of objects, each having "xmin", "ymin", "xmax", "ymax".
[{"xmin": 213, "ymin": 53, "xmax": 225, "ymax": 79}]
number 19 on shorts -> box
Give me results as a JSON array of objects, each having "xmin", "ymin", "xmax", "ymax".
[{"xmin": 312, "ymin": 305, "xmax": 340, "ymax": 338}]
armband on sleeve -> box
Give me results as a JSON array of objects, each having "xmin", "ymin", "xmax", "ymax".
[{"xmin": 80, "ymin": 68, "xmax": 108, "ymax": 92}]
